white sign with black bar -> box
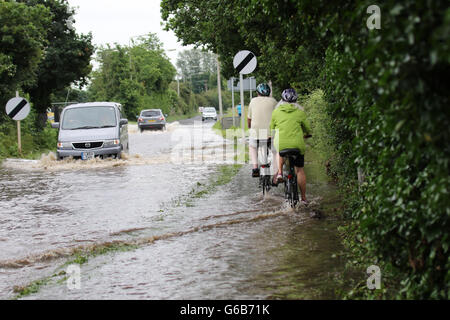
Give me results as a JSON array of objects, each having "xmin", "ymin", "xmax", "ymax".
[
  {"xmin": 5, "ymin": 97, "xmax": 30, "ymax": 121},
  {"xmin": 233, "ymin": 50, "xmax": 257, "ymax": 75}
]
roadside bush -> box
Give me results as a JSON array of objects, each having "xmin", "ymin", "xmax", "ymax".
[
  {"xmin": 301, "ymin": 89, "xmax": 334, "ymax": 166},
  {"xmin": 138, "ymin": 89, "xmax": 180, "ymax": 116},
  {"xmin": 323, "ymin": 1, "xmax": 450, "ymax": 299}
]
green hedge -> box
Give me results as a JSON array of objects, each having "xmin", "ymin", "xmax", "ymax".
[
  {"xmin": 323, "ymin": 1, "xmax": 450, "ymax": 299},
  {"xmin": 301, "ymin": 90, "xmax": 334, "ymax": 166}
]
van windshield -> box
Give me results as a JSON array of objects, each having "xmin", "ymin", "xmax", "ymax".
[{"xmin": 62, "ymin": 107, "xmax": 117, "ymax": 130}]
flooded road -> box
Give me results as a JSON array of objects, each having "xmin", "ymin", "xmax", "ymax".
[{"xmin": 0, "ymin": 117, "xmax": 349, "ymax": 299}]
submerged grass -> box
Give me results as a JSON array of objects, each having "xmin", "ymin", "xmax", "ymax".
[
  {"xmin": 13, "ymin": 241, "xmax": 140, "ymax": 299},
  {"xmin": 183, "ymin": 164, "xmax": 243, "ymax": 204}
]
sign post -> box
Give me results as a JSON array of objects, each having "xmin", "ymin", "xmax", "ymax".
[
  {"xmin": 239, "ymin": 73, "xmax": 245, "ymax": 139},
  {"xmin": 5, "ymin": 93, "xmax": 31, "ymax": 155},
  {"xmin": 233, "ymin": 50, "xmax": 257, "ymax": 143},
  {"xmin": 17, "ymin": 118, "xmax": 21, "ymax": 154},
  {"xmin": 231, "ymin": 77, "xmax": 235, "ymax": 127}
]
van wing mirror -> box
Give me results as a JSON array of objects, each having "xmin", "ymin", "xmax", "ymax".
[
  {"xmin": 120, "ymin": 119, "xmax": 128, "ymax": 126},
  {"xmin": 51, "ymin": 122, "xmax": 60, "ymax": 129}
]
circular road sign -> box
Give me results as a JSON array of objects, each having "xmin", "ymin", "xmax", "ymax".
[
  {"xmin": 233, "ymin": 50, "xmax": 257, "ymax": 75},
  {"xmin": 5, "ymin": 97, "xmax": 30, "ymax": 121}
]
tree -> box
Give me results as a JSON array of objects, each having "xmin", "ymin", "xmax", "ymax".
[
  {"xmin": 161, "ymin": 0, "xmax": 331, "ymax": 93},
  {"xmin": 162, "ymin": 0, "xmax": 246, "ymax": 77},
  {"xmin": 89, "ymin": 34, "xmax": 177, "ymax": 118},
  {"xmin": 176, "ymin": 49, "xmax": 218, "ymax": 93},
  {"xmin": 19, "ymin": 0, "xmax": 94, "ymax": 129},
  {"xmin": 0, "ymin": 1, "xmax": 51, "ymax": 112}
]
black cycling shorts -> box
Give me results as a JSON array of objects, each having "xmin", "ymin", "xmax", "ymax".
[{"xmin": 280, "ymin": 153, "xmax": 304, "ymax": 168}]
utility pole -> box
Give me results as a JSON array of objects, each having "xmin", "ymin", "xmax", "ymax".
[
  {"xmin": 217, "ymin": 54, "xmax": 223, "ymax": 119},
  {"xmin": 129, "ymin": 39, "xmax": 133, "ymax": 81},
  {"xmin": 240, "ymin": 73, "xmax": 245, "ymax": 143}
]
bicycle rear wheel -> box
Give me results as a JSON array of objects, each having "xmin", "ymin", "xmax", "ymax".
[
  {"xmin": 284, "ymin": 158, "xmax": 299, "ymax": 208},
  {"xmin": 291, "ymin": 178, "xmax": 299, "ymax": 207},
  {"xmin": 261, "ymin": 176, "xmax": 270, "ymax": 195}
]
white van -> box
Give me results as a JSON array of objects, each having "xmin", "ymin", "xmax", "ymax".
[{"xmin": 52, "ymin": 102, "xmax": 129, "ymax": 160}]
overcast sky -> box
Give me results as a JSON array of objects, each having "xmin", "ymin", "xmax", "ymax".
[{"xmin": 68, "ymin": 0, "xmax": 191, "ymax": 67}]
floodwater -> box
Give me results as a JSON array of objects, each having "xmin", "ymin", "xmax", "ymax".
[{"xmin": 0, "ymin": 116, "xmax": 350, "ymax": 300}]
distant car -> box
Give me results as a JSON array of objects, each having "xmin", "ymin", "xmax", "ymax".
[
  {"xmin": 52, "ymin": 102, "xmax": 129, "ymax": 160},
  {"xmin": 202, "ymin": 107, "xmax": 217, "ymax": 121},
  {"xmin": 138, "ymin": 109, "xmax": 167, "ymax": 132}
]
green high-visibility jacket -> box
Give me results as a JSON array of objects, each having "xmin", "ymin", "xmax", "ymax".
[{"xmin": 270, "ymin": 103, "xmax": 311, "ymax": 154}]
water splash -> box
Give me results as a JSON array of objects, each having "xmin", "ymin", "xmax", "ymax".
[{"xmin": 1, "ymin": 152, "xmax": 174, "ymax": 172}]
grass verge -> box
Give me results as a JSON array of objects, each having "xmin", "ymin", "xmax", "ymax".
[
  {"xmin": 166, "ymin": 111, "xmax": 200, "ymax": 123},
  {"xmin": 13, "ymin": 242, "xmax": 140, "ymax": 299}
]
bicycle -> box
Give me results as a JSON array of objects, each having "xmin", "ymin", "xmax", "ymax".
[
  {"xmin": 257, "ymin": 138, "xmax": 272, "ymax": 195},
  {"xmin": 279, "ymin": 149, "xmax": 301, "ymax": 208}
]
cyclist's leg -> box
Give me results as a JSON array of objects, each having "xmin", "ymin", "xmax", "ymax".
[
  {"xmin": 271, "ymin": 148, "xmax": 279, "ymax": 177},
  {"xmin": 295, "ymin": 167, "xmax": 307, "ymax": 201},
  {"xmin": 293, "ymin": 153, "xmax": 306, "ymax": 201},
  {"xmin": 250, "ymin": 147, "xmax": 258, "ymax": 169},
  {"xmin": 276, "ymin": 154, "xmax": 285, "ymax": 183},
  {"xmin": 249, "ymin": 138, "xmax": 260, "ymax": 177}
]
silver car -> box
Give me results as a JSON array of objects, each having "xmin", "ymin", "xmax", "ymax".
[
  {"xmin": 138, "ymin": 109, "xmax": 167, "ymax": 132},
  {"xmin": 52, "ymin": 102, "xmax": 129, "ymax": 160},
  {"xmin": 202, "ymin": 107, "xmax": 217, "ymax": 121}
]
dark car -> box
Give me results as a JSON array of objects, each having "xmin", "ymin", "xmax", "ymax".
[{"xmin": 138, "ymin": 109, "xmax": 167, "ymax": 132}]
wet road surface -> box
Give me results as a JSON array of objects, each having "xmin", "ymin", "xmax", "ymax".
[{"xmin": 0, "ymin": 117, "xmax": 349, "ymax": 299}]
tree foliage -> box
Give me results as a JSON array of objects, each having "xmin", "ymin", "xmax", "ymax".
[
  {"xmin": 176, "ymin": 49, "xmax": 218, "ymax": 93},
  {"xmin": 17, "ymin": 0, "xmax": 94, "ymax": 129},
  {"xmin": 0, "ymin": 1, "xmax": 51, "ymax": 108},
  {"xmin": 88, "ymin": 34, "xmax": 178, "ymax": 118},
  {"xmin": 161, "ymin": 0, "xmax": 450, "ymax": 298}
]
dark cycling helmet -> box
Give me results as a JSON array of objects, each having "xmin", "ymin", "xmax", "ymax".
[
  {"xmin": 256, "ymin": 83, "xmax": 271, "ymax": 96},
  {"xmin": 281, "ymin": 88, "xmax": 298, "ymax": 103}
]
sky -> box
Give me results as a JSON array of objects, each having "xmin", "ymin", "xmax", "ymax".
[{"xmin": 68, "ymin": 0, "xmax": 191, "ymax": 68}]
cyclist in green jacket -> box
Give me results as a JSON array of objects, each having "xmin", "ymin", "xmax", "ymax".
[{"xmin": 270, "ymin": 88, "xmax": 312, "ymax": 205}]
